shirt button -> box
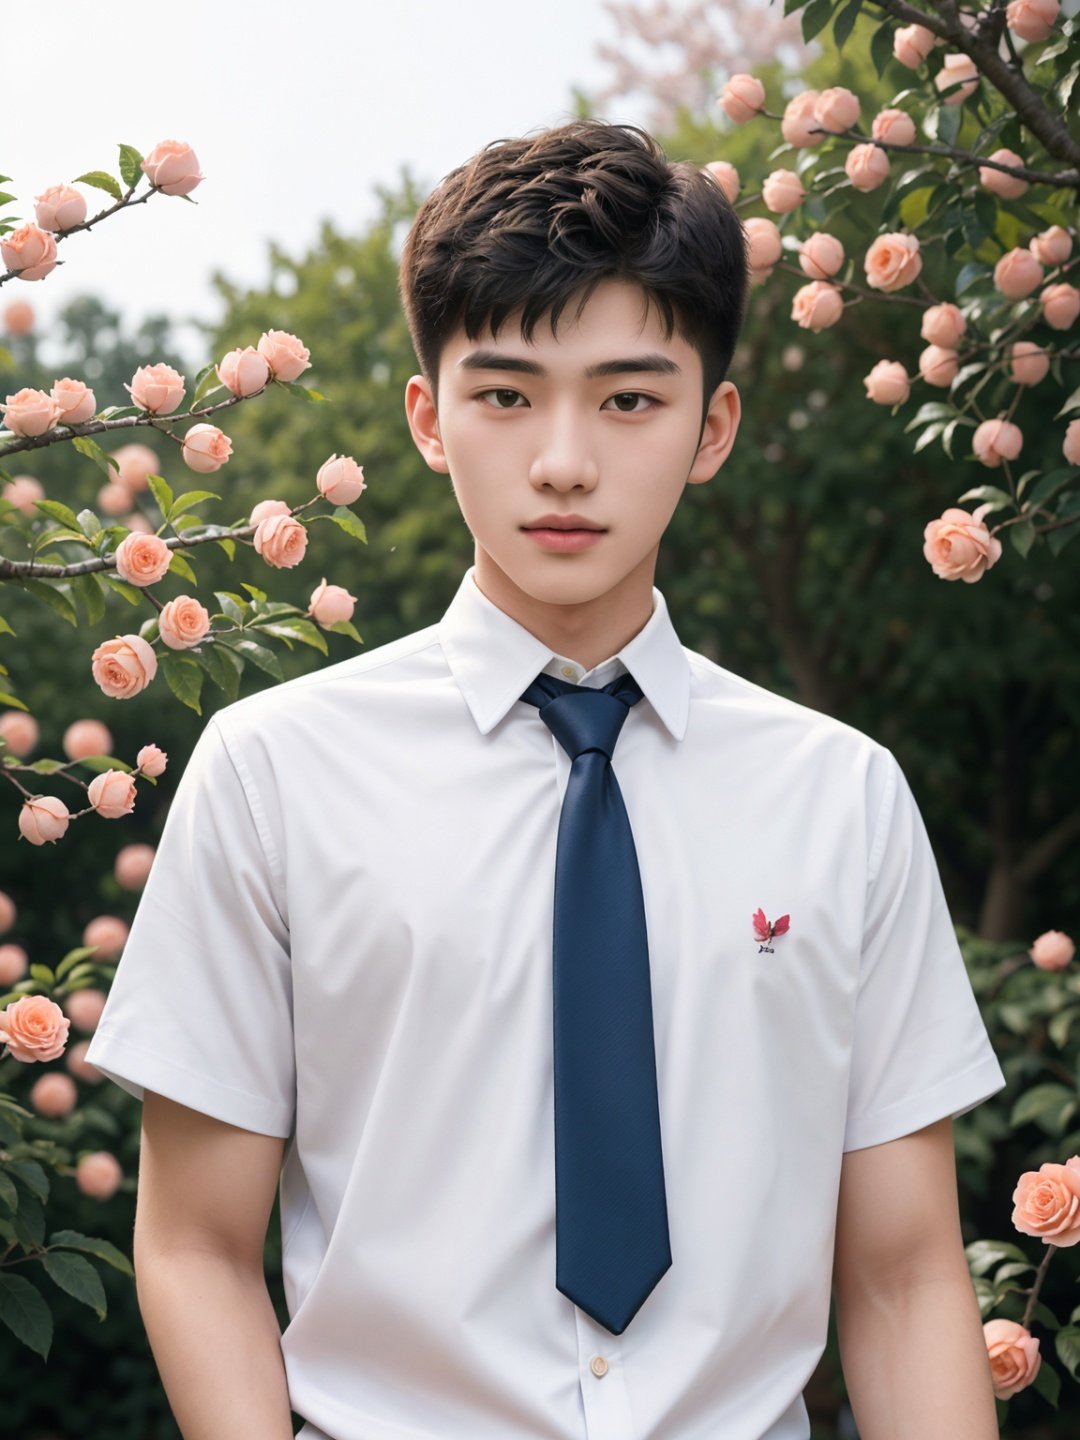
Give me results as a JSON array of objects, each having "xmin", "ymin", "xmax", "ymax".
[
  {"xmin": 589, "ymin": 1355, "xmax": 609, "ymax": 1378},
  {"xmin": 561, "ymin": 665, "xmax": 576, "ymax": 678}
]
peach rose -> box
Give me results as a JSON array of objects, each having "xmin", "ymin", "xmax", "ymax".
[
  {"xmin": 995, "ymin": 247, "xmax": 1044, "ymax": 298},
  {"xmin": 893, "ymin": 22, "xmax": 936, "ymax": 68},
  {"xmin": 64, "ymin": 989, "xmax": 107, "ymax": 1032},
  {"xmin": 762, "ymin": 169, "xmax": 805, "ymax": 214},
  {"xmin": 2, "ymin": 474, "xmax": 45, "ymax": 514},
  {"xmin": 257, "ymin": 329, "xmax": 311, "ymax": 383},
  {"xmin": 973, "ymin": 417, "xmax": 1023, "ymax": 467},
  {"xmin": 91, "ymin": 634, "xmax": 158, "ymax": 700},
  {"xmin": 799, "ymin": 232, "xmax": 845, "ymax": 280},
  {"xmin": 984, "ymin": 1320, "xmax": 1041, "ymax": 1400},
  {"xmin": 113, "ymin": 531, "xmax": 172, "ymax": 587},
  {"xmin": 125, "ymin": 362, "xmax": 185, "ymax": 415},
  {"xmin": 76, "ymin": 1151, "xmax": 123, "ymax": 1200},
  {"xmin": 979, "ymin": 149, "xmax": 1028, "ymax": 199},
  {"xmin": 66, "ymin": 1039, "xmax": 104, "ymax": 1084},
  {"xmin": 814, "ymin": 86, "xmax": 860, "ymax": 132},
  {"xmin": 703, "ymin": 161, "xmax": 739, "ymax": 203},
  {"xmin": 871, "ymin": 108, "xmax": 916, "ymax": 146},
  {"xmin": 921, "ymin": 302, "xmax": 966, "ymax": 348},
  {"xmin": 87, "ymin": 770, "xmax": 137, "ymax": 820},
  {"xmin": 141, "ymin": 139, "xmax": 204, "ymax": 196},
  {"xmin": 181, "ymin": 423, "xmax": 232, "ymax": 474},
  {"xmin": 918, "ymin": 344, "xmax": 959, "ymax": 388},
  {"xmin": 1041, "ymin": 282, "xmax": 1080, "ymax": 329},
  {"xmin": 791, "ymin": 281, "xmax": 844, "ymax": 332},
  {"xmin": 744, "ymin": 217, "xmax": 782, "ymax": 272},
  {"xmin": 1030, "ymin": 225, "xmax": 1072, "ymax": 267},
  {"xmin": 30, "ymin": 1071, "xmax": 78, "ymax": 1117},
  {"xmin": 217, "ymin": 346, "xmax": 271, "ymax": 399},
  {"xmin": 0, "ymin": 890, "xmax": 16, "ymax": 933},
  {"xmin": 115, "ymin": 842, "xmax": 156, "ymax": 890},
  {"xmin": 0, "ymin": 995, "xmax": 70, "ymax": 1062},
  {"xmin": 1030, "ymin": 929, "xmax": 1075, "ymax": 970},
  {"xmin": 1, "ymin": 386, "xmax": 64, "ymax": 437},
  {"xmin": 308, "ymin": 577, "xmax": 358, "ymax": 627},
  {"xmin": 1010, "ymin": 341, "xmax": 1049, "ymax": 385},
  {"xmin": 845, "ymin": 143, "xmax": 890, "ymax": 193},
  {"xmin": 50, "ymin": 377, "xmax": 96, "ymax": 426},
  {"xmin": 1013, "ymin": 1155, "xmax": 1080, "ymax": 1244},
  {"xmin": 863, "ymin": 361, "xmax": 910, "ymax": 406},
  {"xmin": 250, "ymin": 498, "xmax": 292, "ymax": 526},
  {"xmin": 3, "ymin": 299, "xmax": 34, "ymax": 334},
  {"xmin": 1006, "ymin": 0, "xmax": 1059, "ymax": 42},
  {"xmin": 112, "ymin": 442, "xmax": 159, "ymax": 492},
  {"xmin": 125, "ymin": 512, "xmax": 154, "ymax": 534},
  {"xmin": 316, "ymin": 454, "xmax": 366, "ymax": 505},
  {"xmin": 781, "ymin": 90, "xmax": 823, "ymax": 148},
  {"xmin": 136, "ymin": 743, "xmax": 167, "ymax": 776},
  {"xmin": 935, "ymin": 53, "xmax": 979, "ymax": 104},
  {"xmin": 0, "ymin": 222, "xmax": 59, "ymax": 281},
  {"xmin": 718, "ymin": 73, "xmax": 765, "ymax": 124},
  {"xmin": 923, "ymin": 505, "xmax": 1003, "ymax": 582},
  {"xmin": 253, "ymin": 513, "xmax": 308, "ymax": 569},
  {"xmin": 33, "ymin": 183, "xmax": 87, "ymax": 233},
  {"xmin": 0, "ymin": 943, "xmax": 28, "ymax": 985},
  {"xmin": 18, "ymin": 795, "xmax": 69, "ymax": 845},
  {"xmin": 0, "ymin": 709, "xmax": 39, "ymax": 756},
  {"xmin": 63, "ymin": 719, "xmax": 113, "ymax": 760},
  {"xmin": 159, "ymin": 595, "xmax": 212, "ymax": 649},
  {"xmin": 865, "ymin": 232, "xmax": 922, "ymax": 292},
  {"xmin": 82, "ymin": 914, "xmax": 128, "ymax": 960}
]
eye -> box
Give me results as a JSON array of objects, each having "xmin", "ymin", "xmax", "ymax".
[
  {"xmin": 602, "ymin": 392, "xmax": 655, "ymax": 414},
  {"xmin": 478, "ymin": 388, "xmax": 527, "ymax": 409}
]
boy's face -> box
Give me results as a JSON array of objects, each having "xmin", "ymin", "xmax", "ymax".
[{"xmin": 405, "ymin": 277, "xmax": 740, "ymax": 638}]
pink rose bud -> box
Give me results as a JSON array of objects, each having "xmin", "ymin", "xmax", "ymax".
[
  {"xmin": 994, "ymin": 247, "xmax": 1044, "ymax": 299},
  {"xmin": 863, "ymin": 360, "xmax": 910, "ymax": 406},
  {"xmin": 893, "ymin": 22, "xmax": 937, "ymax": 68},
  {"xmin": 97, "ymin": 481, "xmax": 132, "ymax": 516},
  {"xmin": 18, "ymin": 795, "xmax": 69, "ymax": 845},
  {"xmin": 1041, "ymin": 281, "xmax": 1080, "ymax": 329},
  {"xmin": 308, "ymin": 577, "xmax": 358, "ymax": 627},
  {"xmin": 918, "ymin": 345, "xmax": 960, "ymax": 388},
  {"xmin": 0, "ymin": 222, "xmax": 60, "ymax": 281},
  {"xmin": 65, "ymin": 1038, "xmax": 104, "ymax": 1084},
  {"xmin": 703, "ymin": 161, "xmax": 739, "ymax": 203},
  {"xmin": 63, "ymin": 719, "xmax": 113, "ymax": 761},
  {"xmin": 780, "ymin": 90, "xmax": 823, "ymax": 148},
  {"xmin": 864, "ymin": 232, "xmax": 922, "ymax": 292},
  {"xmin": 0, "ymin": 995, "xmax": 70, "ymax": 1062},
  {"xmin": 1064, "ymin": 418, "xmax": 1080, "ymax": 465},
  {"xmin": 762, "ymin": 169, "xmax": 805, "ymax": 214},
  {"xmin": 30, "ymin": 1071, "xmax": 78, "ymax": 1117},
  {"xmin": 125, "ymin": 512, "xmax": 154, "ymax": 533},
  {"xmin": 923, "ymin": 506, "xmax": 1003, "ymax": 582},
  {"xmin": 91, "ymin": 634, "xmax": 158, "ymax": 700},
  {"xmin": 1012, "ymin": 1159, "xmax": 1080, "ymax": 1244},
  {"xmin": 253, "ymin": 513, "xmax": 309, "ymax": 569},
  {"xmin": 125, "ymin": 362, "xmax": 186, "ymax": 416},
  {"xmin": 82, "ymin": 914, "xmax": 128, "ymax": 960},
  {"xmin": 113, "ymin": 531, "xmax": 172, "ymax": 587},
  {"xmin": 217, "ymin": 346, "xmax": 271, "ymax": 399},
  {"xmin": 50, "ymin": 377, "xmax": 96, "ymax": 426},
  {"xmin": 141, "ymin": 139, "xmax": 204, "ymax": 196},
  {"xmin": 87, "ymin": 770, "xmax": 137, "ymax": 820},
  {"xmin": 1, "ymin": 386, "xmax": 64, "ymax": 437},
  {"xmin": 3, "ymin": 474, "xmax": 45, "ymax": 514},
  {"xmin": 76, "ymin": 1151, "xmax": 123, "ymax": 1200},
  {"xmin": 181, "ymin": 423, "xmax": 232, "ymax": 474},
  {"xmin": 33, "ymin": 183, "xmax": 87, "ymax": 233},
  {"xmin": 935, "ymin": 53, "xmax": 979, "ymax": 104},
  {"xmin": 1006, "ymin": 0, "xmax": 1059, "ymax": 42},
  {"xmin": 112, "ymin": 442, "xmax": 159, "ymax": 492},
  {"xmin": 3, "ymin": 299, "xmax": 34, "ymax": 334},
  {"xmin": 718, "ymin": 73, "xmax": 765, "ymax": 124},
  {"xmin": 1030, "ymin": 225, "xmax": 1072, "ymax": 267},
  {"xmin": 0, "ymin": 890, "xmax": 16, "ymax": 934},
  {"xmin": 845, "ymin": 143, "xmax": 890, "ymax": 192},
  {"xmin": 979, "ymin": 149, "xmax": 1028, "ymax": 199},
  {"xmin": 984, "ymin": 1320, "xmax": 1041, "ymax": 1400},
  {"xmin": 799, "ymin": 232, "xmax": 845, "ymax": 280},
  {"xmin": 814, "ymin": 86, "xmax": 860, "ymax": 132},
  {"xmin": 158, "ymin": 595, "xmax": 212, "ymax": 650},
  {"xmin": 744, "ymin": 217, "xmax": 782, "ymax": 272},
  {"xmin": 791, "ymin": 281, "xmax": 844, "ymax": 332},
  {"xmin": 1030, "ymin": 929, "xmax": 1075, "ymax": 970},
  {"xmin": 115, "ymin": 842, "xmax": 156, "ymax": 890},
  {"xmin": 257, "ymin": 329, "xmax": 311, "ymax": 383},
  {"xmin": 64, "ymin": 988, "xmax": 108, "ymax": 1032},
  {"xmin": 1010, "ymin": 340, "xmax": 1049, "ymax": 385},
  {"xmin": 316, "ymin": 454, "xmax": 367, "ymax": 505},
  {"xmin": 0, "ymin": 943, "xmax": 28, "ymax": 985},
  {"xmin": 0, "ymin": 709, "xmax": 39, "ymax": 757},
  {"xmin": 921, "ymin": 302, "xmax": 966, "ymax": 348},
  {"xmin": 973, "ymin": 417, "xmax": 1023, "ymax": 467},
  {"xmin": 250, "ymin": 498, "xmax": 292, "ymax": 526},
  {"xmin": 871, "ymin": 108, "xmax": 917, "ymax": 146},
  {"xmin": 136, "ymin": 743, "xmax": 167, "ymax": 777}
]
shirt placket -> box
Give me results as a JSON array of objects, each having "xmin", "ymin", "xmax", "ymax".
[{"xmin": 575, "ymin": 1306, "xmax": 636, "ymax": 1438}]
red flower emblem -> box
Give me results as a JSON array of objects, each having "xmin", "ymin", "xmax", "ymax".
[{"xmin": 752, "ymin": 908, "xmax": 791, "ymax": 944}]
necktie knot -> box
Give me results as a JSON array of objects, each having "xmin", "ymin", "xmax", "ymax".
[{"xmin": 520, "ymin": 671, "xmax": 644, "ymax": 763}]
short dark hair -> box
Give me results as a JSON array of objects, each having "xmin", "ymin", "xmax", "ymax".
[{"xmin": 399, "ymin": 120, "xmax": 749, "ymax": 412}]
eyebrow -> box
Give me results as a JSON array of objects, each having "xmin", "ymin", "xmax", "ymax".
[{"xmin": 457, "ymin": 349, "xmax": 682, "ymax": 379}]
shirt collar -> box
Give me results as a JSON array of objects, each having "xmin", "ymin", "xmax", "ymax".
[{"xmin": 437, "ymin": 565, "xmax": 690, "ymax": 741}]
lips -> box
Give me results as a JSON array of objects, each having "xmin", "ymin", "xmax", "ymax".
[{"xmin": 522, "ymin": 518, "xmax": 606, "ymax": 531}]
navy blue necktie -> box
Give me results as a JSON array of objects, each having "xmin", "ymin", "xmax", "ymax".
[{"xmin": 520, "ymin": 668, "xmax": 671, "ymax": 1335}]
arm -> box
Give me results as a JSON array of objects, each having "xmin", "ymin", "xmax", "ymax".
[
  {"xmin": 831, "ymin": 1116, "xmax": 997, "ymax": 1440},
  {"xmin": 133, "ymin": 1090, "xmax": 294, "ymax": 1440}
]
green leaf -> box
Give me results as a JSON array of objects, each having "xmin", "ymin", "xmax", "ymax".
[
  {"xmin": 904, "ymin": 402, "xmax": 956, "ymax": 429},
  {"xmin": 41, "ymin": 1250, "xmax": 107, "ymax": 1319},
  {"xmin": 117, "ymin": 143, "xmax": 144, "ymax": 189},
  {"xmin": 869, "ymin": 17, "xmax": 894, "ymax": 76},
  {"xmin": 801, "ymin": 0, "xmax": 835, "ymax": 42},
  {"xmin": 7, "ymin": 1159, "xmax": 50, "ymax": 1204},
  {"xmin": 954, "ymin": 261, "xmax": 990, "ymax": 296},
  {"xmin": 913, "ymin": 422, "xmax": 946, "ymax": 453},
  {"xmin": 0, "ymin": 689, "xmax": 25, "ymax": 708},
  {"xmin": 169, "ymin": 489, "xmax": 220, "ymax": 519},
  {"xmin": 1010, "ymin": 518, "xmax": 1037, "ymax": 557},
  {"xmin": 33, "ymin": 498, "xmax": 83, "ymax": 530},
  {"xmin": 55, "ymin": 946, "xmax": 101, "ymax": 981},
  {"xmin": 0, "ymin": 1171, "xmax": 18, "ymax": 1213},
  {"xmin": 1055, "ymin": 1326, "xmax": 1080, "ymax": 1380},
  {"xmin": 956, "ymin": 485, "xmax": 1014, "ymax": 509},
  {"xmin": 71, "ymin": 169, "xmax": 122, "ymax": 201},
  {"xmin": 193, "ymin": 641, "xmax": 243, "ymax": 702},
  {"xmin": 76, "ymin": 507, "xmax": 103, "ymax": 538},
  {"xmin": 160, "ymin": 654, "xmax": 204, "ymax": 714},
  {"xmin": 215, "ymin": 537, "xmax": 237, "ymax": 561},
  {"xmin": 219, "ymin": 636, "xmax": 285, "ymax": 681},
  {"xmin": 49, "ymin": 1229, "xmax": 133, "ymax": 1277},
  {"xmin": 17, "ymin": 578, "xmax": 78, "ymax": 627},
  {"xmin": 0, "ymin": 615, "xmax": 17, "ymax": 638},
  {"xmin": 1027, "ymin": 468, "xmax": 1073, "ymax": 508},
  {"xmin": 0, "ymin": 1272, "xmax": 53, "ymax": 1358},
  {"xmin": 253, "ymin": 618, "xmax": 328, "ymax": 655},
  {"xmin": 1031, "ymin": 1354, "xmax": 1061, "ymax": 1407},
  {"xmin": 147, "ymin": 473, "xmax": 174, "ymax": 520},
  {"xmin": 213, "ymin": 591, "xmax": 249, "ymax": 625},
  {"xmin": 965, "ymin": 1238, "xmax": 1033, "ymax": 1276},
  {"xmin": 168, "ymin": 549, "xmax": 197, "ymax": 585},
  {"xmin": 70, "ymin": 572, "xmax": 107, "ymax": 626},
  {"xmin": 12, "ymin": 1189, "xmax": 46, "ymax": 1248},
  {"xmin": 100, "ymin": 573, "xmax": 143, "ymax": 605},
  {"xmin": 275, "ymin": 380, "xmax": 328, "ymax": 404},
  {"xmin": 29, "ymin": 963, "xmax": 55, "ymax": 986},
  {"xmin": 833, "ymin": 0, "xmax": 862, "ymax": 49},
  {"xmin": 240, "ymin": 582, "xmax": 267, "ymax": 603},
  {"xmin": 70, "ymin": 434, "xmax": 121, "ymax": 479},
  {"xmin": 325, "ymin": 619, "xmax": 363, "ymax": 644},
  {"xmin": 1010, "ymin": 1083, "xmax": 1077, "ymax": 1129},
  {"xmin": 0, "ymin": 1113, "xmax": 20, "ymax": 1147}
]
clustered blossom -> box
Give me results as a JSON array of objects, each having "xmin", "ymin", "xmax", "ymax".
[{"xmin": 923, "ymin": 504, "xmax": 1003, "ymax": 583}]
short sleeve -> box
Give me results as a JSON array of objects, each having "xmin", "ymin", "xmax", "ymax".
[
  {"xmin": 842, "ymin": 749, "xmax": 1005, "ymax": 1152},
  {"xmin": 85, "ymin": 714, "xmax": 295, "ymax": 1138}
]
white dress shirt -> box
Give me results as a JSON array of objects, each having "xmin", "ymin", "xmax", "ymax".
[{"xmin": 86, "ymin": 565, "xmax": 1005, "ymax": 1440}]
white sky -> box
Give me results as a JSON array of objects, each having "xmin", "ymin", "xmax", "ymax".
[{"xmin": 5, "ymin": 0, "xmax": 646, "ymax": 370}]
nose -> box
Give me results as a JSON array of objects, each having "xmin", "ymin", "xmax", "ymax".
[{"xmin": 529, "ymin": 404, "xmax": 599, "ymax": 491}]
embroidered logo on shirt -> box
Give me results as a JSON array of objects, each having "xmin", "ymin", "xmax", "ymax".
[{"xmin": 753, "ymin": 908, "xmax": 790, "ymax": 954}]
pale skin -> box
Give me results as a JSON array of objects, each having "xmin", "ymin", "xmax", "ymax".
[{"xmin": 135, "ymin": 277, "xmax": 997, "ymax": 1437}]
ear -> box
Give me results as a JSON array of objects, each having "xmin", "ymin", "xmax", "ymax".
[
  {"xmin": 404, "ymin": 374, "xmax": 449, "ymax": 474},
  {"xmin": 687, "ymin": 380, "xmax": 741, "ymax": 485}
]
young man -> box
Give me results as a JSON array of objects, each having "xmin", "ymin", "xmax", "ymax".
[{"xmin": 86, "ymin": 121, "xmax": 1006, "ymax": 1439}]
